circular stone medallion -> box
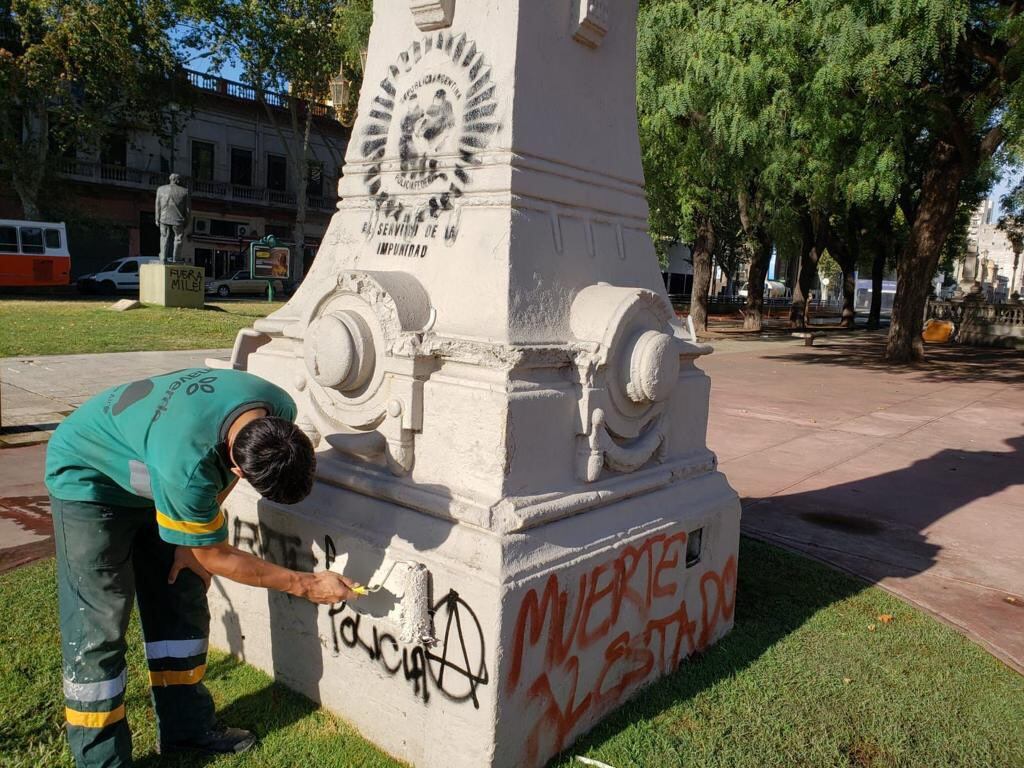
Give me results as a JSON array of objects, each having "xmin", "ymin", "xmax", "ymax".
[{"xmin": 361, "ymin": 32, "xmax": 499, "ymax": 221}]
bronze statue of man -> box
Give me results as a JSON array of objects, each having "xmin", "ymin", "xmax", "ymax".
[{"xmin": 155, "ymin": 174, "xmax": 191, "ymax": 264}]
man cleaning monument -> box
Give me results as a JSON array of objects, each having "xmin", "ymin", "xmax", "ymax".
[{"xmin": 44, "ymin": 367, "xmax": 362, "ymax": 767}]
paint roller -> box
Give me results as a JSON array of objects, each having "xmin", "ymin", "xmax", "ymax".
[{"xmin": 332, "ymin": 557, "xmax": 435, "ymax": 646}]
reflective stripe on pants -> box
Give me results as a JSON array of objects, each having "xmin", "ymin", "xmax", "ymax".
[{"xmin": 52, "ymin": 497, "xmax": 216, "ymax": 768}]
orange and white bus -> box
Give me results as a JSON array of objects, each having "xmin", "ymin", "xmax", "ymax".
[{"xmin": 0, "ymin": 219, "xmax": 71, "ymax": 288}]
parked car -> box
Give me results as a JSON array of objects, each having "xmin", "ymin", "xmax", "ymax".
[
  {"xmin": 205, "ymin": 270, "xmax": 285, "ymax": 298},
  {"xmin": 77, "ymin": 256, "xmax": 159, "ymax": 294},
  {"xmin": 738, "ymin": 279, "xmax": 790, "ymax": 299}
]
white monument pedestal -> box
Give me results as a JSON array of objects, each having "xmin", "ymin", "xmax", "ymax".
[
  {"xmin": 210, "ymin": 2, "xmax": 741, "ymax": 767},
  {"xmin": 139, "ymin": 263, "xmax": 205, "ymax": 308}
]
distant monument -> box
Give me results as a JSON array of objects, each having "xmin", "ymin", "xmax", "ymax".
[
  {"xmin": 141, "ymin": 173, "xmax": 204, "ymax": 307},
  {"xmin": 155, "ymin": 173, "xmax": 191, "ymax": 264},
  {"xmin": 208, "ymin": 3, "xmax": 741, "ymax": 767}
]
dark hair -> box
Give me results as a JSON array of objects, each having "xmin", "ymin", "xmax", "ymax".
[{"xmin": 232, "ymin": 417, "xmax": 316, "ymax": 504}]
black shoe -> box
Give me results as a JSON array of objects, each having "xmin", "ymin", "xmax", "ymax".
[{"xmin": 158, "ymin": 726, "xmax": 257, "ymax": 755}]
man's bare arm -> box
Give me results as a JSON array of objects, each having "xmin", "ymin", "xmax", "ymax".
[
  {"xmin": 185, "ymin": 541, "xmax": 359, "ymax": 604},
  {"xmin": 216, "ymin": 479, "xmax": 238, "ymax": 506}
]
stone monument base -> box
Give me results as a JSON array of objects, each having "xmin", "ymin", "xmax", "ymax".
[
  {"xmin": 140, "ymin": 263, "xmax": 205, "ymax": 308},
  {"xmin": 210, "ymin": 471, "xmax": 740, "ymax": 768}
]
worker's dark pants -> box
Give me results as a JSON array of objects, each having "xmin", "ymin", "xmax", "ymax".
[{"xmin": 52, "ymin": 497, "xmax": 215, "ymax": 768}]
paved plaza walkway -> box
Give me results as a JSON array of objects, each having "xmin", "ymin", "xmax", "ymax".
[
  {"xmin": 0, "ymin": 349, "xmax": 229, "ymax": 570},
  {"xmin": 0, "ymin": 349, "xmax": 228, "ymax": 446},
  {"xmin": 703, "ymin": 330, "xmax": 1024, "ymax": 673},
  {"xmin": 0, "ymin": 335, "xmax": 1021, "ymax": 672}
]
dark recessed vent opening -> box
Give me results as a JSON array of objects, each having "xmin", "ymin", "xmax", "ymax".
[{"xmin": 686, "ymin": 527, "xmax": 703, "ymax": 568}]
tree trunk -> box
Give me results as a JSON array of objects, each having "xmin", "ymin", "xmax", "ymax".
[
  {"xmin": 738, "ymin": 188, "xmax": 771, "ymax": 332},
  {"xmin": 823, "ymin": 217, "xmax": 858, "ymax": 329},
  {"xmin": 787, "ymin": 242, "xmax": 800, "ymax": 298},
  {"xmin": 289, "ymin": 105, "xmax": 314, "ymax": 283},
  {"xmin": 689, "ymin": 215, "xmax": 716, "ymax": 333},
  {"xmin": 867, "ymin": 245, "xmax": 886, "ymax": 330},
  {"xmin": 840, "ymin": 266, "xmax": 856, "ymax": 327},
  {"xmin": 11, "ymin": 102, "xmax": 49, "ymax": 220},
  {"xmin": 1012, "ymin": 249, "xmax": 1022, "ymax": 297},
  {"xmin": 886, "ymin": 141, "xmax": 966, "ymax": 362},
  {"xmin": 789, "ymin": 211, "xmax": 820, "ymax": 329},
  {"xmin": 742, "ymin": 238, "xmax": 771, "ymax": 331}
]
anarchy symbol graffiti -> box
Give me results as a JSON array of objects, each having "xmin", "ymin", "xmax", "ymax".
[{"xmin": 426, "ymin": 590, "xmax": 489, "ymax": 709}]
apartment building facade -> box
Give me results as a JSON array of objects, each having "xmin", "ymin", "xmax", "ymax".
[{"xmin": 1, "ymin": 69, "xmax": 350, "ymax": 280}]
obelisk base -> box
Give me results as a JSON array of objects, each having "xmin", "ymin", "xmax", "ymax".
[{"xmin": 209, "ymin": 470, "xmax": 740, "ymax": 768}]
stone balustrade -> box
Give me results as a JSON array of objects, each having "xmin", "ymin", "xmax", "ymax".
[
  {"xmin": 54, "ymin": 158, "xmax": 333, "ymax": 211},
  {"xmin": 928, "ymin": 299, "xmax": 1024, "ymax": 348}
]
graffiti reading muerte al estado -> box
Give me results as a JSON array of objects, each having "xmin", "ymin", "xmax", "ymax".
[{"xmin": 508, "ymin": 531, "xmax": 737, "ymax": 763}]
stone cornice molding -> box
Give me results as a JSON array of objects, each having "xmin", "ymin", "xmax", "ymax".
[{"xmin": 409, "ymin": 0, "xmax": 455, "ymax": 31}]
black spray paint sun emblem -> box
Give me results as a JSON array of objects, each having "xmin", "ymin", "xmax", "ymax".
[{"xmin": 361, "ymin": 31, "xmax": 499, "ymax": 222}]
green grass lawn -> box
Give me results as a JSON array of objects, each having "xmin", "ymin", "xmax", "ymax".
[
  {"xmin": 0, "ymin": 299, "xmax": 284, "ymax": 357},
  {"xmin": 2, "ymin": 539, "xmax": 1022, "ymax": 768}
]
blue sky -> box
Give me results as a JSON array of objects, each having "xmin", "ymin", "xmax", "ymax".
[{"xmin": 992, "ymin": 169, "xmax": 1022, "ymax": 217}]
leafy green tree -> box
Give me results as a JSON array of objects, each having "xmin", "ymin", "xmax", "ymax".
[
  {"xmin": 0, "ymin": 0, "xmax": 181, "ymax": 219},
  {"xmin": 808, "ymin": 0, "xmax": 1024, "ymax": 360},
  {"xmin": 180, "ymin": 0, "xmax": 353, "ymax": 279},
  {"xmin": 638, "ymin": 0, "xmax": 807, "ymax": 332},
  {"xmin": 335, "ymin": 0, "xmax": 371, "ymax": 100},
  {"xmin": 637, "ymin": 40, "xmax": 740, "ymax": 332}
]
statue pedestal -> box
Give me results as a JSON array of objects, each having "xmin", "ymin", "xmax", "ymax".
[
  {"xmin": 209, "ymin": 2, "xmax": 741, "ymax": 766},
  {"xmin": 140, "ymin": 263, "xmax": 205, "ymax": 308}
]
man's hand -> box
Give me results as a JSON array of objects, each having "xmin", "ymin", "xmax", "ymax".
[
  {"xmin": 188, "ymin": 541, "xmax": 362, "ymax": 603},
  {"xmin": 294, "ymin": 571, "xmax": 362, "ymax": 605},
  {"xmin": 169, "ymin": 546, "xmax": 212, "ymax": 591}
]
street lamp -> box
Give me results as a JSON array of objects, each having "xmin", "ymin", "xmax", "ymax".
[{"xmin": 329, "ymin": 65, "xmax": 354, "ymax": 128}]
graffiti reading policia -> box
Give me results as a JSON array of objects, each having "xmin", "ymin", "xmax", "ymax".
[
  {"xmin": 361, "ymin": 32, "xmax": 499, "ymax": 257},
  {"xmin": 322, "ymin": 536, "xmax": 490, "ymax": 709}
]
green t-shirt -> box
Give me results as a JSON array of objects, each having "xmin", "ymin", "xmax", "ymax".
[{"xmin": 45, "ymin": 368, "xmax": 297, "ymax": 547}]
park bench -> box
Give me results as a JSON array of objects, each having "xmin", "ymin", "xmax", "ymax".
[{"xmin": 791, "ymin": 331, "xmax": 822, "ymax": 346}]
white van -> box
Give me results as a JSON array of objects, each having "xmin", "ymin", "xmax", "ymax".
[{"xmin": 77, "ymin": 256, "xmax": 160, "ymax": 294}]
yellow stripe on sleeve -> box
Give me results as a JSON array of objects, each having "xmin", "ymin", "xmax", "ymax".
[
  {"xmin": 65, "ymin": 704, "xmax": 126, "ymax": 729},
  {"xmin": 149, "ymin": 664, "xmax": 207, "ymax": 687},
  {"xmin": 155, "ymin": 509, "xmax": 225, "ymax": 536}
]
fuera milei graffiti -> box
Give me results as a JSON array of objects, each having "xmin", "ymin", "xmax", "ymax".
[{"xmin": 508, "ymin": 531, "xmax": 737, "ymax": 763}]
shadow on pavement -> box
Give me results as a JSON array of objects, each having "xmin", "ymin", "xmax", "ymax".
[
  {"xmin": 763, "ymin": 334, "xmax": 1024, "ymax": 385},
  {"xmin": 739, "ymin": 435, "xmax": 1024, "ymax": 673}
]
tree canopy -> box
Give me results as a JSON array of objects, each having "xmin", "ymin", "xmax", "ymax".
[
  {"xmin": 0, "ymin": 0, "xmax": 181, "ymax": 218},
  {"xmin": 638, "ymin": 0, "xmax": 1024, "ymax": 359},
  {"xmin": 178, "ymin": 0, "xmax": 354, "ymax": 278}
]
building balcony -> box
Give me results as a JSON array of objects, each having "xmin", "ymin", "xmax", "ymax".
[
  {"xmin": 55, "ymin": 158, "xmax": 337, "ymax": 212},
  {"xmin": 184, "ymin": 69, "xmax": 335, "ymax": 120}
]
